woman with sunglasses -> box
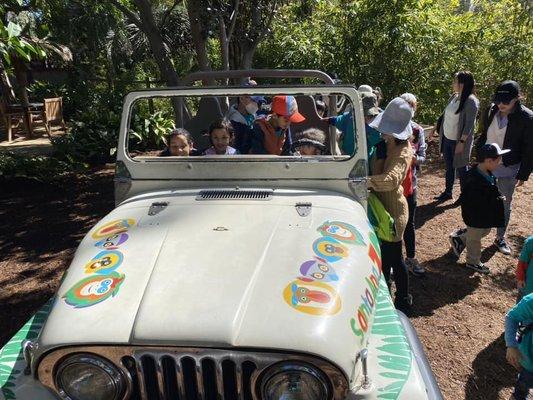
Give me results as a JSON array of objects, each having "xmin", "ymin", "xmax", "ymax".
[
  {"xmin": 475, "ymin": 80, "xmax": 533, "ymax": 255},
  {"xmin": 435, "ymin": 71, "xmax": 479, "ymax": 202}
]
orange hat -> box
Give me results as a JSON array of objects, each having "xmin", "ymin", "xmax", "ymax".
[{"xmin": 271, "ymin": 96, "xmax": 306, "ymax": 123}]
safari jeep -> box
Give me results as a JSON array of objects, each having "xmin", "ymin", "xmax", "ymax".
[{"xmin": 0, "ymin": 70, "xmax": 442, "ymax": 400}]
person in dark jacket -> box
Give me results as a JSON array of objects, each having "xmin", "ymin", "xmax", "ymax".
[
  {"xmin": 449, "ymin": 143, "xmax": 508, "ymax": 274},
  {"xmin": 475, "ymin": 80, "xmax": 533, "ymax": 255},
  {"xmin": 226, "ymin": 94, "xmax": 265, "ymax": 154}
]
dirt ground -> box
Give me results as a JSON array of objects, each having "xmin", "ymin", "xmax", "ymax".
[{"xmin": 0, "ymin": 146, "xmax": 531, "ymax": 399}]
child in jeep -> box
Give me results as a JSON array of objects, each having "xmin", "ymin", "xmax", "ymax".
[
  {"xmin": 203, "ymin": 118, "xmax": 238, "ymax": 155},
  {"xmin": 291, "ymin": 128, "xmax": 327, "ymax": 156}
]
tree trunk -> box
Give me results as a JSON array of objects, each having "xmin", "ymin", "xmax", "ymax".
[
  {"xmin": 12, "ymin": 57, "xmax": 33, "ymax": 138},
  {"xmin": 186, "ymin": 0, "xmax": 212, "ymax": 73},
  {"xmin": 132, "ymin": 0, "xmax": 183, "ymax": 121},
  {"xmin": 0, "ymin": 59, "xmax": 16, "ymax": 103}
]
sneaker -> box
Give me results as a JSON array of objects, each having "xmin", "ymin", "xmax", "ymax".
[
  {"xmin": 495, "ymin": 238, "xmax": 511, "ymax": 255},
  {"xmin": 449, "ymin": 234, "xmax": 466, "ymax": 258},
  {"xmin": 451, "ymin": 228, "xmax": 467, "ymax": 237},
  {"xmin": 465, "ymin": 262, "xmax": 490, "ymax": 274},
  {"xmin": 434, "ymin": 192, "xmax": 453, "ymax": 202},
  {"xmin": 405, "ymin": 258, "xmax": 425, "ymax": 276}
]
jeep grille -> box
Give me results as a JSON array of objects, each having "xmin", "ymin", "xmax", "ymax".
[
  {"xmin": 38, "ymin": 346, "xmax": 348, "ymax": 400},
  {"xmin": 196, "ymin": 189, "xmax": 273, "ymax": 201}
]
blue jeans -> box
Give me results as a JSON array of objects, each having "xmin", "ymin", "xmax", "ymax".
[
  {"xmin": 442, "ymin": 136, "xmax": 467, "ymax": 195},
  {"xmin": 513, "ymin": 368, "xmax": 533, "ymax": 400},
  {"xmin": 496, "ymin": 176, "xmax": 517, "ymax": 239}
]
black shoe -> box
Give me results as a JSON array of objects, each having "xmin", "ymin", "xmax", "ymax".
[
  {"xmin": 434, "ymin": 192, "xmax": 453, "ymax": 202},
  {"xmin": 394, "ymin": 294, "xmax": 413, "ymax": 315},
  {"xmin": 465, "ymin": 262, "xmax": 490, "ymax": 274}
]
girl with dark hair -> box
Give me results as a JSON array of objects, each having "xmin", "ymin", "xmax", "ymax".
[
  {"xmin": 160, "ymin": 128, "xmax": 197, "ymax": 156},
  {"xmin": 204, "ymin": 118, "xmax": 238, "ymax": 155},
  {"xmin": 435, "ymin": 71, "xmax": 480, "ymax": 201}
]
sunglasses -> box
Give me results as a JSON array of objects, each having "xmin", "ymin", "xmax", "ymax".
[{"xmin": 494, "ymin": 99, "xmax": 514, "ymax": 105}]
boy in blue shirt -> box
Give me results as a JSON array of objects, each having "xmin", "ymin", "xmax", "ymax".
[{"xmin": 506, "ymin": 293, "xmax": 533, "ymax": 399}]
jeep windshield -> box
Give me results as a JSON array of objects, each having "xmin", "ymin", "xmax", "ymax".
[{"xmin": 125, "ymin": 88, "xmax": 361, "ymax": 161}]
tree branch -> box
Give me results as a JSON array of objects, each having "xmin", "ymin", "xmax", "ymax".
[
  {"xmin": 159, "ymin": 0, "xmax": 181, "ymax": 30},
  {"xmin": 226, "ymin": 0, "xmax": 240, "ymax": 43},
  {"xmin": 108, "ymin": 0, "xmax": 143, "ymax": 29},
  {"xmin": 254, "ymin": 0, "xmax": 279, "ymax": 45}
]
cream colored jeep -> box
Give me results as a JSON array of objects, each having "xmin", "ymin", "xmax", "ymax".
[{"xmin": 0, "ymin": 70, "xmax": 442, "ymax": 400}]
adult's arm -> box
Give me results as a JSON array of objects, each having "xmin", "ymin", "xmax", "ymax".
[
  {"xmin": 459, "ymin": 96, "xmax": 479, "ymax": 140},
  {"xmin": 416, "ymin": 124, "xmax": 427, "ymax": 164},
  {"xmin": 368, "ymin": 152, "xmax": 410, "ymax": 192},
  {"xmin": 516, "ymin": 112, "xmax": 533, "ymax": 182}
]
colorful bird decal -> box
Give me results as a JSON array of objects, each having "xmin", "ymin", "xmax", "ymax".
[
  {"xmin": 318, "ymin": 220, "xmax": 365, "ymax": 245},
  {"xmin": 95, "ymin": 233, "xmax": 129, "ymax": 250},
  {"xmin": 312, "ymin": 237, "xmax": 349, "ymax": 263},
  {"xmin": 63, "ymin": 272, "xmax": 125, "ymax": 308},
  {"xmin": 283, "ymin": 279, "xmax": 341, "ymax": 316},
  {"xmin": 84, "ymin": 250, "xmax": 123, "ymax": 275},
  {"xmin": 92, "ymin": 218, "xmax": 135, "ymax": 239},
  {"xmin": 299, "ymin": 257, "xmax": 339, "ymax": 282}
]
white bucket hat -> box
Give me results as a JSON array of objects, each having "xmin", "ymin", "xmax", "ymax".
[
  {"xmin": 358, "ymin": 84, "xmax": 373, "ymax": 94},
  {"xmin": 369, "ymin": 97, "xmax": 414, "ymax": 140}
]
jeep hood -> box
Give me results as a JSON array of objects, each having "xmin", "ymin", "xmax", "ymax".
[{"xmin": 39, "ymin": 189, "xmax": 381, "ymax": 377}]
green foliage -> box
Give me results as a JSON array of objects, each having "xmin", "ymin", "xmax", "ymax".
[
  {"xmin": 257, "ymin": 0, "xmax": 533, "ymax": 122},
  {"xmin": 130, "ymin": 111, "xmax": 175, "ymax": 148},
  {"xmin": 0, "ymin": 152, "xmax": 76, "ymax": 181},
  {"xmin": 0, "ymin": 20, "xmax": 44, "ymax": 67},
  {"xmin": 52, "ymin": 108, "xmax": 121, "ymax": 165}
]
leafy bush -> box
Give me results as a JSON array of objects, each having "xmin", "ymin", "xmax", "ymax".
[
  {"xmin": 130, "ymin": 111, "xmax": 175, "ymax": 149},
  {"xmin": 52, "ymin": 108, "xmax": 121, "ymax": 165},
  {"xmin": 0, "ymin": 152, "xmax": 75, "ymax": 182},
  {"xmin": 256, "ymin": 0, "xmax": 532, "ymax": 123}
]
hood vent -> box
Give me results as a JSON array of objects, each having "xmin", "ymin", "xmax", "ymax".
[{"xmin": 196, "ymin": 189, "xmax": 273, "ymax": 201}]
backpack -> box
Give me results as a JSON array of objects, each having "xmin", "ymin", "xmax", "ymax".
[{"xmin": 367, "ymin": 193, "xmax": 396, "ymax": 242}]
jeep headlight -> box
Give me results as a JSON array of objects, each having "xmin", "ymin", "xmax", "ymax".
[
  {"xmin": 55, "ymin": 354, "xmax": 125, "ymax": 400},
  {"xmin": 260, "ymin": 362, "xmax": 330, "ymax": 400}
]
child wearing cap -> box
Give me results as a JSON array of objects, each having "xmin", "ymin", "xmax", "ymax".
[
  {"xmin": 291, "ymin": 128, "xmax": 327, "ymax": 156},
  {"xmin": 449, "ymin": 143, "xmax": 508, "ymax": 274},
  {"xmin": 505, "ymin": 293, "xmax": 533, "ymax": 400},
  {"xmin": 249, "ymin": 95, "xmax": 305, "ymax": 155},
  {"xmin": 517, "ymin": 236, "xmax": 533, "ymax": 299}
]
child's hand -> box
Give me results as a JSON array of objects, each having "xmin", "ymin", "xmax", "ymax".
[
  {"xmin": 507, "ymin": 347, "xmax": 522, "ymax": 370},
  {"xmin": 518, "ymin": 280, "xmax": 525, "ymax": 289}
]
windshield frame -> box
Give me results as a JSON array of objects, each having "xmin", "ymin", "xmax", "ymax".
[{"xmin": 118, "ymin": 85, "xmax": 367, "ymax": 182}]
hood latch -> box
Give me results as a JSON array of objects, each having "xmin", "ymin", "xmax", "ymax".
[
  {"xmin": 148, "ymin": 201, "xmax": 168, "ymax": 216},
  {"xmin": 295, "ymin": 202, "xmax": 312, "ymax": 217}
]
